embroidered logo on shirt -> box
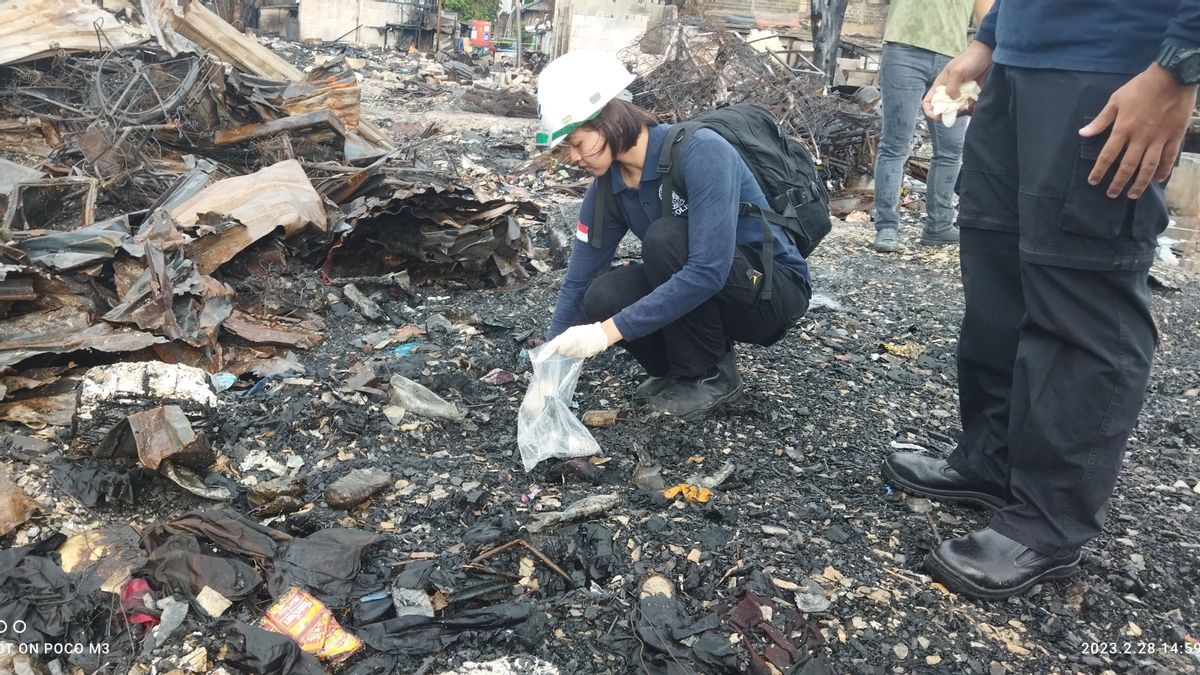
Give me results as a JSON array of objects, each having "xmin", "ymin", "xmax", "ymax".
[
  {"xmin": 658, "ymin": 184, "xmax": 688, "ymax": 216},
  {"xmin": 576, "ymin": 222, "xmax": 589, "ymax": 242}
]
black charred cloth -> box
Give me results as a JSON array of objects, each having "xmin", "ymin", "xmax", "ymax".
[
  {"xmin": 267, "ymin": 528, "xmax": 382, "ymax": 606},
  {"xmin": 357, "ymin": 602, "xmax": 534, "ymax": 655},
  {"xmin": 223, "ymin": 620, "xmax": 327, "ymax": 675}
]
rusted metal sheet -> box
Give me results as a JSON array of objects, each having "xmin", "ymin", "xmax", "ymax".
[
  {"xmin": 0, "ymin": 390, "xmax": 77, "ymax": 429},
  {"xmin": 95, "ymin": 404, "xmax": 213, "ymax": 471},
  {"xmin": 222, "ymin": 309, "xmax": 324, "ymax": 349},
  {"xmin": 172, "ymin": 160, "xmax": 328, "ymax": 274},
  {"xmin": 0, "ymin": 307, "xmax": 166, "ymax": 368},
  {"xmin": 213, "ymin": 109, "xmax": 346, "ymax": 147},
  {"xmin": 0, "ymin": 0, "xmax": 146, "ymax": 66}
]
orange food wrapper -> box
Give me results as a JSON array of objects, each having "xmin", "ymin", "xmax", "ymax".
[
  {"xmin": 662, "ymin": 483, "xmax": 711, "ymax": 504},
  {"xmin": 261, "ymin": 587, "xmax": 362, "ymax": 662}
]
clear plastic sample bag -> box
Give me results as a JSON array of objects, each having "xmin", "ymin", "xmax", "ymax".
[{"xmin": 517, "ymin": 344, "xmax": 600, "ymax": 472}]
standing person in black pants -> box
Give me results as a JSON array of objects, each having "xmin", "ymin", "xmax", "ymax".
[{"xmin": 882, "ymin": 0, "xmax": 1200, "ymax": 598}]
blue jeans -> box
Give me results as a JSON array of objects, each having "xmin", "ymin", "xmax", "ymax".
[{"xmin": 873, "ymin": 42, "xmax": 967, "ymax": 233}]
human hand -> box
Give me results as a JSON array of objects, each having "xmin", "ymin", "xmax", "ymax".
[
  {"xmin": 923, "ymin": 40, "xmax": 994, "ymax": 121},
  {"xmin": 545, "ymin": 322, "xmax": 610, "ymax": 359},
  {"xmin": 1078, "ymin": 63, "xmax": 1199, "ymax": 199}
]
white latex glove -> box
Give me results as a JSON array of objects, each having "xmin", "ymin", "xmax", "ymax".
[
  {"xmin": 546, "ymin": 322, "xmax": 609, "ymax": 359},
  {"xmin": 929, "ymin": 80, "xmax": 981, "ymax": 127}
]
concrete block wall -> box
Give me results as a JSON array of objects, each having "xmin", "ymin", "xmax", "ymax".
[
  {"xmin": 701, "ymin": 0, "xmax": 890, "ymax": 36},
  {"xmin": 552, "ymin": 0, "xmax": 673, "ymax": 56},
  {"xmin": 298, "ymin": 0, "xmax": 414, "ymax": 47}
]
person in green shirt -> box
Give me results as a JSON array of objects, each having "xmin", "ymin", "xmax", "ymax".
[{"xmin": 871, "ymin": 0, "xmax": 993, "ymax": 252}]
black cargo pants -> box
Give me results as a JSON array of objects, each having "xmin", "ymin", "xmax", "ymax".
[
  {"xmin": 948, "ymin": 66, "xmax": 1167, "ymax": 556},
  {"xmin": 581, "ymin": 217, "xmax": 810, "ymax": 378}
]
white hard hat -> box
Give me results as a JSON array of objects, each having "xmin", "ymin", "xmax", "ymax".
[{"xmin": 535, "ymin": 51, "xmax": 636, "ymax": 148}]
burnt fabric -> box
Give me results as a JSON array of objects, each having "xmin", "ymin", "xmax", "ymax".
[
  {"xmin": 50, "ymin": 456, "xmax": 140, "ymax": 507},
  {"xmin": 224, "ymin": 621, "xmax": 326, "ymax": 675},
  {"xmin": 147, "ymin": 534, "xmax": 263, "ymax": 600},
  {"xmin": 142, "ymin": 508, "xmax": 291, "ymax": 561},
  {"xmin": 948, "ymin": 66, "xmax": 1164, "ymax": 556},
  {"xmin": 357, "ymin": 602, "xmax": 534, "ymax": 655},
  {"xmin": 267, "ymin": 527, "xmax": 382, "ymax": 605},
  {"xmin": 0, "ymin": 535, "xmax": 104, "ymax": 647}
]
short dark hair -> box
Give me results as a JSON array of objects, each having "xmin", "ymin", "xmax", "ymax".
[{"xmin": 580, "ymin": 98, "xmax": 658, "ymax": 156}]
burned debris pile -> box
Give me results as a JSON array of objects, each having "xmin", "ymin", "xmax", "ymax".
[
  {"xmin": 624, "ymin": 18, "xmax": 880, "ymax": 185},
  {"xmin": 0, "ymin": 0, "xmax": 548, "ymax": 414}
]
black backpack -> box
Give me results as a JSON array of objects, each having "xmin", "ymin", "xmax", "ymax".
[{"xmin": 591, "ymin": 103, "xmax": 831, "ymax": 299}]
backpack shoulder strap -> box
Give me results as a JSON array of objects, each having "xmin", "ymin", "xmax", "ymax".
[{"xmin": 658, "ymin": 125, "xmax": 693, "ymax": 219}]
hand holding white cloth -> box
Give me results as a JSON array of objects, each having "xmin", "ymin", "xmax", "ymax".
[
  {"xmin": 546, "ymin": 322, "xmax": 610, "ymax": 359},
  {"xmin": 929, "ymin": 80, "xmax": 982, "ymax": 127}
]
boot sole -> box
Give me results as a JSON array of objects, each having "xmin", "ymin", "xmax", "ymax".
[
  {"xmin": 919, "ymin": 239, "xmax": 959, "ymax": 247},
  {"xmin": 881, "ymin": 459, "xmax": 1006, "ymax": 511},
  {"xmin": 664, "ymin": 381, "xmax": 745, "ymax": 422},
  {"xmin": 925, "ymin": 549, "xmax": 1082, "ymax": 600},
  {"xmin": 873, "ymin": 244, "xmax": 900, "ymax": 253}
]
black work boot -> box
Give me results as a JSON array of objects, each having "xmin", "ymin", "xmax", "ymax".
[
  {"xmin": 920, "ymin": 225, "xmax": 960, "ymax": 246},
  {"xmin": 633, "ymin": 375, "xmax": 675, "ymax": 402},
  {"xmin": 882, "ymin": 452, "xmax": 1006, "ymax": 510},
  {"xmin": 649, "ymin": 351, "xmax": 743, "ymax": 421},
  {"xmin": 925, "ymin": 527, "xmax": 1082, "ymax": 600}
]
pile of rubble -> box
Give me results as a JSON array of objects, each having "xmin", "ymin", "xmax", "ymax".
[
  {"xmin": 623, "ymin": 18, "xmax": 881, "ymax": 185},
  {"xmin": 0, "ymin": 0, "xmax": 555, "ymax": 420}
]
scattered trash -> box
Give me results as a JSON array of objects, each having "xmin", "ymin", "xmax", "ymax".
[
  {"xmin": 326, "ymin": 468, "xmax": 394, "ymax": 509},
  {"xmin": 526, "ymin": 494, "xmax": 620, "ymax": 533},
  {"xmin": 581, "ymin": 409, "xmax": 628, "ymax": 428},
  {"xmin": 480, "ymin": 368, "xmax": 517, "ymax": 386},
  {"xmin": 662, "ymin": 483, "xmax": 712, "ymax": 504},
  {"xmin": 118, "ymin": 578, "xmax": 159, "ymax": 628},
  {"xmin": 195, "ymin": 586, "xmax": 232, "ymax": 618},
  {"xmin": 261, "ymin": 587, "xmax": 363, "ymax": 663},
  {"xmin": 210, "ymin": 372, "xmax": 239, "ymax": 393},
  {"xmin": 389, "ymin": 375, "xmax": 466, "ymax": 421},
  {"xmin": 520, "ymin": 486, "xmax": 543, "ymax": 504},
  {"xmin": 58, "ymin": 524, "xmax": 146, "ymax": 593},
  {"xmin": 883, "ymin": 342, "xmax": 924, "ymax": 360},
  {"xmin": 632, "ymin": 461, "xmax": 667, "ymax": 492},
  {"xmin": 392, "ymin": 586, "xmax": 436, "ymax": 618},
  {"xmin": 517, "ymin": 345, "xmax": 600, "ymax": 472},
  {"xmin": 0, "ymin": 467, "xmax": 36, "ymax": 536},
  {"xmin": 694, "ymin": 461, "xmax": 736, "ymax": 489},
  {"xmin": 344, "ymin": 284, "xmax": 385, "ymax": 322}
]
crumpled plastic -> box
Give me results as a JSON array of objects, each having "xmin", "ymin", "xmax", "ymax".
[
  {"xmin": 929, "ymin": 80, "xmax": 981, "ymax": 127},
  {"xmin": 517, "ymin": 344, "xmax": 601, "ymax": 471},
  {"xmin": 357, "ymin": 602, "xmax": 534, "ymax": 655}
]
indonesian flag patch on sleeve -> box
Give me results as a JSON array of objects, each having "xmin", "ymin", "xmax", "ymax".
[{"xmin": 576, "ymin": 222, "xmax": 589, "ymax": 242}]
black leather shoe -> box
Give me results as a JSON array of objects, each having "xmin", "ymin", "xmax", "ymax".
[
  {"xmin": 882, "ymin": 452, "xmax": 1006, "ymax": 511},
  {"xmin": 650, "ymin": 351, "xmax": 743, "ymax": 421},
  {"xmin": 925, "ymin": 527, "xmax": 1082, "ymax": 599},
  {"xmin": 633, "ymin": 375, "xmax": 675, "ymax": 402}
]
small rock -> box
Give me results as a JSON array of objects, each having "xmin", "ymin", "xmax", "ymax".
[
  {"xmin": 926, "ymin": 654, "xmax": 943, "ymax": 665},
  {"xmin": 383, "ymin": 405, "xmax": 405, "ymax": 426},
  {"xmin": 343, "ymin": 284, "xmax": 384, "ymax": 322},
  {"xmin": 906, "ymin": 497, "xmax": 933, "ymax": 514},
  {"xmin": 761, "ymin": 524, "xmax": 790, "ymax": 537},
  {"xmin": 893, "ymin": 644, "xmax": 909, "ymax": 659},
  {"xmin": 1173, "ymin": 479, "xmax": 1189, "ymax": 489}
]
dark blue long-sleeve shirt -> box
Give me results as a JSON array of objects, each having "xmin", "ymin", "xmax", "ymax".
[
  {"xmin": 546, "ymin": 123, "xmax": 811, "ymax": 341},
  {"xmin": 976, "ymin": 0, "xmax": 1200, "ymax": 74}
]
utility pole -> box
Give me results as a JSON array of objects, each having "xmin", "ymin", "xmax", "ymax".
[
  {"xmin": 434, "ymin": 0, "xmax": 443, "ymax": 52},
  {"xmin": 515, "ymin": 0, "xmax": 522, "ymax": 70}
]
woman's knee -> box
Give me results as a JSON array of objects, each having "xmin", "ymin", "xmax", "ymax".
[
  {"xmin": 641, "ymin": 217, "xmax": 689, "ymax": 271},
  {"xmin": 582, "ymin": 267, "xmax": 645, "ymax": 322}
]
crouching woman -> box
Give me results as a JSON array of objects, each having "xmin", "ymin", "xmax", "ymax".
[{"xmin": 540, "ymin": 52, "xmax": 812, "ymax": 421}]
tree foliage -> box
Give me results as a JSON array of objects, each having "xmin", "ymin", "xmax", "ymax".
[{"xmin": 442, "ymin": 0, "xmax": 497, "ymax": 22}]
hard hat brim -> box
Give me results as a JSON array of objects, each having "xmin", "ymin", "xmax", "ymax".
[{"xmin": 534, "ymin": 110, "xmax": 600, "ymax": 148}]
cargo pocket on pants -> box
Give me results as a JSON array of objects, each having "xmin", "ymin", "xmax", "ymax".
[{"xmin": 1059, "ymin": 127, "xmax": 1136, "ymax": 239}]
